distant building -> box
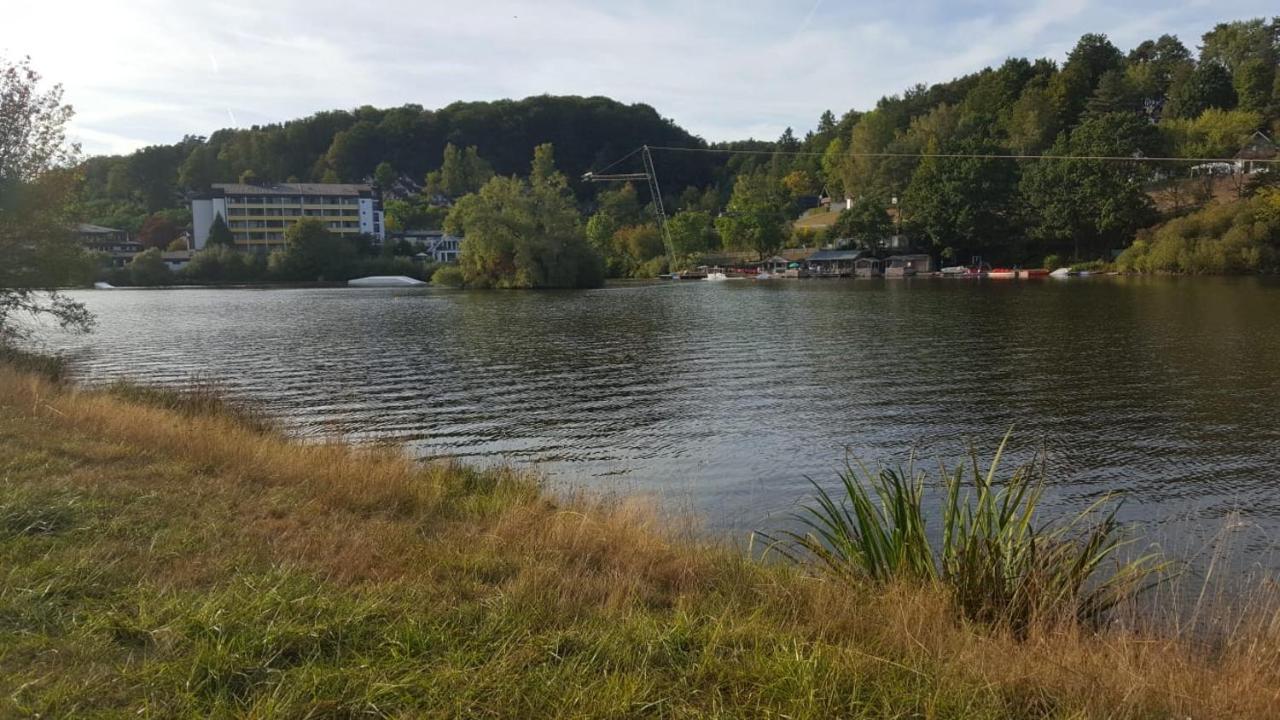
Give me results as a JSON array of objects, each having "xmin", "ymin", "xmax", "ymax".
[
  {"xmin": 390, "ymin": 229, "xmax": 463, "ymax": 263},
  {"xmin": 191, "ymin": 183, "xmax": 386, "ymax": 252},
  {"xmin": 161, "ymin": 250, "xmax": 194, "ymax": 271},
  {"xmin": 77, "ymin": 223, "xmax": 142, "ymax": 268},
  {"xmin": 806, "ymin": 249, "xmax": 863, "ymax": 277},
  {"xmin": 1235, "ymin": 131, "xmax": 1277, "ymax": 175}
]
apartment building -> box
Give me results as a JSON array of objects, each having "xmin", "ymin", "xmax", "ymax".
[{"xmin": 191, "ymin": 183, "xmax": 385, "ymax": 252}]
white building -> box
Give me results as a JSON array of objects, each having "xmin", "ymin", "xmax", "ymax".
[
  {"xmin": 191, "ymin": 182, "xmax": 385, "ymax": 252},
  {"xmin": 391, "ymin": 229, "xmax": 463, "ymax": 263}
]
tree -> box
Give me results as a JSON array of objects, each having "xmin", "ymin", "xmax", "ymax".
[
  {"xmin": 830, "ymin": 196, "xmax": 894, "ymax": 250},
  {"xmin": 127, "ymin": 248, "xmax": 173, "ymax": 286},
  {"xmin": 904, "ymin": 141, "xmax": 1019, "ymax": 261},
  {"xmin": 1199, "ymin": 19, "xmax": 1278, "ymax": 74},
  {"xmin": 1165, "ymin": 63, "xmax": 1237, "ymax": 119},
  {"xmin": 206, "ymin": 213, "xmax": 234, "ymax": 247},
  {"xmin": 714, "ymin": 169, "xmax": 787, "ymax": 260},
  {"xmin": 271, "ymin": 218, "xmax": 357, "ymax": 281},
  {"xmin": 1233, "ymin": 59, "xmax": 1276, "ymax": 115},
  {"xmin": 1161, "ymin": 108, "xmax": 1263, "ymax": 159},
  {"xmin": 238, "ymin": 168, "xmax": 258, "ymax": 185},
  {"xmin": 374, "ymin": 160, "xmax": 397, "ymax": 190},
  {"xmin": 666, "ymin": 210, "xmax": 718, "ymax": 259},
  {"xmin": 1020, "ymin": 113, "xmax": 1160, "ymax": 260},
  {"xmin": 444, "ymin": 145, "xmax": 603, "ymax": 289},
  {"xmin": 137, "ymin": 213, "xmax": 179, "ymax": 249},
  {"xmin": 425, "ymin": 143, "xmax": 493, "ymax": 198},
  {"xmin": 0, "ymin": 56, "xmax": 93, "ymax": 341},
  {"xmin": 1085, "ymin": 70, "xmax": 1141, "ymax": 116},
  {"xmin": 1051, "ymin": 33, "xmax": 1125, "ymax": 126},
  {"xmin": 181, "ymin": 245, "xmax": 254, "ymax": 283}
]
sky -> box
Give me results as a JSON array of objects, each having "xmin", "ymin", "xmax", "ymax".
[{"xmin": 3, "ymin": 0, "xmax": 1276, "ymax": 156}]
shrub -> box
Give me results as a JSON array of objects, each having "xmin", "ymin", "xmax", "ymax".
[
  {"xmin": 1118, "ymin": 191, "xmax": 1280, "ymax": 274},
  {"xmin": 431, "ymin": 265, "xmax": 465, "ymax": 288},
  {"xmin": 773, "ymin": 434, "xmax": 1168, "ymax": 634}
]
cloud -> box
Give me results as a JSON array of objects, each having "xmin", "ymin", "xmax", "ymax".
[{"xmin": 1, "ymin": 0, "xmax": 1275, "ymax": 155}]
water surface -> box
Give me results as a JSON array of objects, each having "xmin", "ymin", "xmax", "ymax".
[{"xmin": 39, "ymin": 278, "xmax": 1280, "ymax": 570}]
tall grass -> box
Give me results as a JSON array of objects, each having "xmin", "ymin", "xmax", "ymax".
[{"xmin": 776, "ymin": 434, "xmax": 1169, "ymax": 633}]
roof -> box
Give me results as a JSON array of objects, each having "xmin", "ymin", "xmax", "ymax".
[
  {"xmin": 77, "ymin": 223, "xmax": 123, "ymax": 234},
  {"xmin": 210, "ymin": 182, "xmax": 374, "ymax": 197},
  {"xmin": 807, "ymin": 249, "xmax": 864, "ymax": 261},
  {"xmin": 1236, "ymin": 131, "xmax": 1277, "ymax": 161}
]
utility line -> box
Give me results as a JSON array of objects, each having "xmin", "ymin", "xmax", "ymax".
[{"xmin": 641, "ymin": 144, "xmax": 1278, "ymax": 165}]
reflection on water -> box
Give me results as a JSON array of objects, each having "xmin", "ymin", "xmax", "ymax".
[{"xmin": 40, "ymin": 277, "xmax": 1280, "ymax": 572}]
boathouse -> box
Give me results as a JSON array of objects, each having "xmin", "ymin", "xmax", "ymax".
[{"xmin": 806, "ymin": 249, "xmax": 862, "ymax": 277}]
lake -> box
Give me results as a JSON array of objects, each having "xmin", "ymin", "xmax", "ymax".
[{"xmin": 35, "ymin": 277, "xmax": 1280, "ymax": 573}]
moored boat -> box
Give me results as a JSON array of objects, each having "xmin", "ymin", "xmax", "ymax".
[
  {"xmin": 987, "ymin": 268, "xmax": 1016, "ymax": 279},
  {"xmin": 1017, "ymin": 268, "xmax": 1050, "ymax": 279}
]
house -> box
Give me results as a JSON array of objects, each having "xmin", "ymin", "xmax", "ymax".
[
  {"xmin": 1235, "ymin": 131, "xmax": 1277, "ymax": 175},
  {"xmin": 760, "ymin": 255, "xmax": 791, "ymax": 274},
  {"xmin": 77, "ymin": 224, "xmax": 142, "ymax": 268},
  {"xmin": 390, "ymin": 229, "xmax": 463, "ymax": 263},
  {"xmin": 191, "ymin": 182, "xmax": 386, "ymax": 252},
  {"xmin": 806, "ymin": 249, "xmax": 863, "ymax": 277}
]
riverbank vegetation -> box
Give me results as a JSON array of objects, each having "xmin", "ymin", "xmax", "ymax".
[{"xmin": 2, "ymin": 361, "xmax": 1280, "ymax": 716}]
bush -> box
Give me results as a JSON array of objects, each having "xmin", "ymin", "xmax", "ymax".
[
  {"xmin": 1042, "ymin": 253, "xmax": 1063, "ymax": 269},
  {"xmin": 1117, "ymin": 190, "xmax": 1280, "ymax": 274},
  {"xmin": 127, "ymin": 248, "xmax": 174, "ymax": 286},
  {"xmin": 773, "ymin": 434, "xmax": 1167, "ymax": 634},
  {"xmin": 431, "ymin": 265, "xmax": 465, "ymax": 287}
]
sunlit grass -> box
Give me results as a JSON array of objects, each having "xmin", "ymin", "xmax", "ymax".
[{"xmin": 2, "ymin": 360, "xmax": 1278, "ymax": 717}]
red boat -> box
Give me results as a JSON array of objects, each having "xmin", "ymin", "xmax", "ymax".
[{"xmin": 987, "ymin": 268, "xmax": 1016, "ymax": 279}]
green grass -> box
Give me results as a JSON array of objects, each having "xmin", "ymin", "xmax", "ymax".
[{"xmin": 1, "ymin": 363, "xmax": 1278, "ymax": 717}]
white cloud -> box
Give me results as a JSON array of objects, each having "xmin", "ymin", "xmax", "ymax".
[{"xmin": 2, "ymin": 0, "xmax": 1275, "ymax": 155}]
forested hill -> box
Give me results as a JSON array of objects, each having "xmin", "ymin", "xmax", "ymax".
[
  {"xmin": 79, "ymin": 17, "xmax": 1280, "ymax": 268},
  {"xmin": 77, "ymin": 95, "xmax": 721, "ymax": 226}
]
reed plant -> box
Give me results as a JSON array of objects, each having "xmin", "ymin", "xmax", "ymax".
[{"xmin": 776, "ymin": 434, "xmax": 1169, "ymax": 633}]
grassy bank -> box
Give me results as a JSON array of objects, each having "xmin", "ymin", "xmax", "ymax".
[{"xmin": 2, "ymin": 365, "xmax": 1278, "ymax": 717}]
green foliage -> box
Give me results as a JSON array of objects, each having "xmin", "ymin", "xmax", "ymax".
[
  {"xmin": 715, "ymin": 169, "xmax": 788, "ymax": 260},
  {"xmin": 424, "ymin": 143, "xmax": 492, "ymax": 198},
  {"xmin": 270, "ymin": 218, "xmax": 357, "ymax": 281},
  {"xmin": 206, "ymin": 213, "xmax": 234, "ymax": 247},
  {"xmin": 1, "ymin": 56, "xmax": 94, "ymax": 340},
  {"xmin": 1164, "ymin": 63, "xmax": 1238, "ymax": 119},
  {"xmin": 1160, "ymin": 108, "xmax": 1263, "ymax": 158},
  {"xmin": 1020, "ymin": 113, "xmax": 1160, "ymax": 260},
  {"xmin": 373, "ymin": 160, "xmax": 396, "ymax": 190},
  {"xmin": 1117, "ymin": 190, "xmax": 1280, "ymax": 273},
  {"xmin": 666, "ymin": 210, "xmax": 718, "ymax": 259},
  {"xmin": 775, "ymin": 434, "xmax": 1167, "ymax": 634},
  {"xmin": 181, "ymin": 245, "xmax": 260, "ymax": 283},
  {"xmin": 384, "ymin": 197, "xmax": 445, "ymax": 231},
  {"xmin": 431, "ymin": 265, "xmax": 465, "ymax": 287},
  {"xmin": 445, "ymin": 146, "xmax": 603, "ymax": 289},
  {"xmin": 1233, "ymin": 59, "xmax": 1276, "ymax": 115},
  {"xmin": 127, "ymin": 248, "xmax": 174, "ymax": 286},
  {"xmin": 904, "ymin": 139, "xmax": 1018, "ymax": 259},
  {"xmin": 830, "ymin": 196, "xmax": 893, "ymax": 249}
]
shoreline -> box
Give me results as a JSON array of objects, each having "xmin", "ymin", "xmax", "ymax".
[{"xmin": 1, "ymin": 358, "xmax": 1278, "ymax": 716}]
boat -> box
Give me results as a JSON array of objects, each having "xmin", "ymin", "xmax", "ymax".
[
  {"xmin": 754, "ymin": 271, "xmax": 775, "ymax": 280},
  {"xmin": 1049, "ymin": 267, "xmax": 1072, "ymax": 278},
  {"xmin": 706, "ymin": 270, "xmax": 728, "ymax": 281},
  {"xmin": 349, "ymin": 275, "xmax": 428, "ymax": 287},
  {"xmin": 940, "ymin": 266, "xmax": 968, "ymax": 276},
  {"xmin": 1017, "ymin": 268, "xmax": 1050, "ymax": 279},
  {"xmin": 987, "ymin": 268, "xmax": 1017, "ymax": 279},
  {"xmin": 93, "ymin": 281, "xmax": 116, "ymax": 289}
]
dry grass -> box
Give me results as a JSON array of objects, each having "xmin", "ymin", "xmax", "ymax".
[{"xmin": 2, "ymin": 363, "xmax": 1280, "ymax": 717}]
